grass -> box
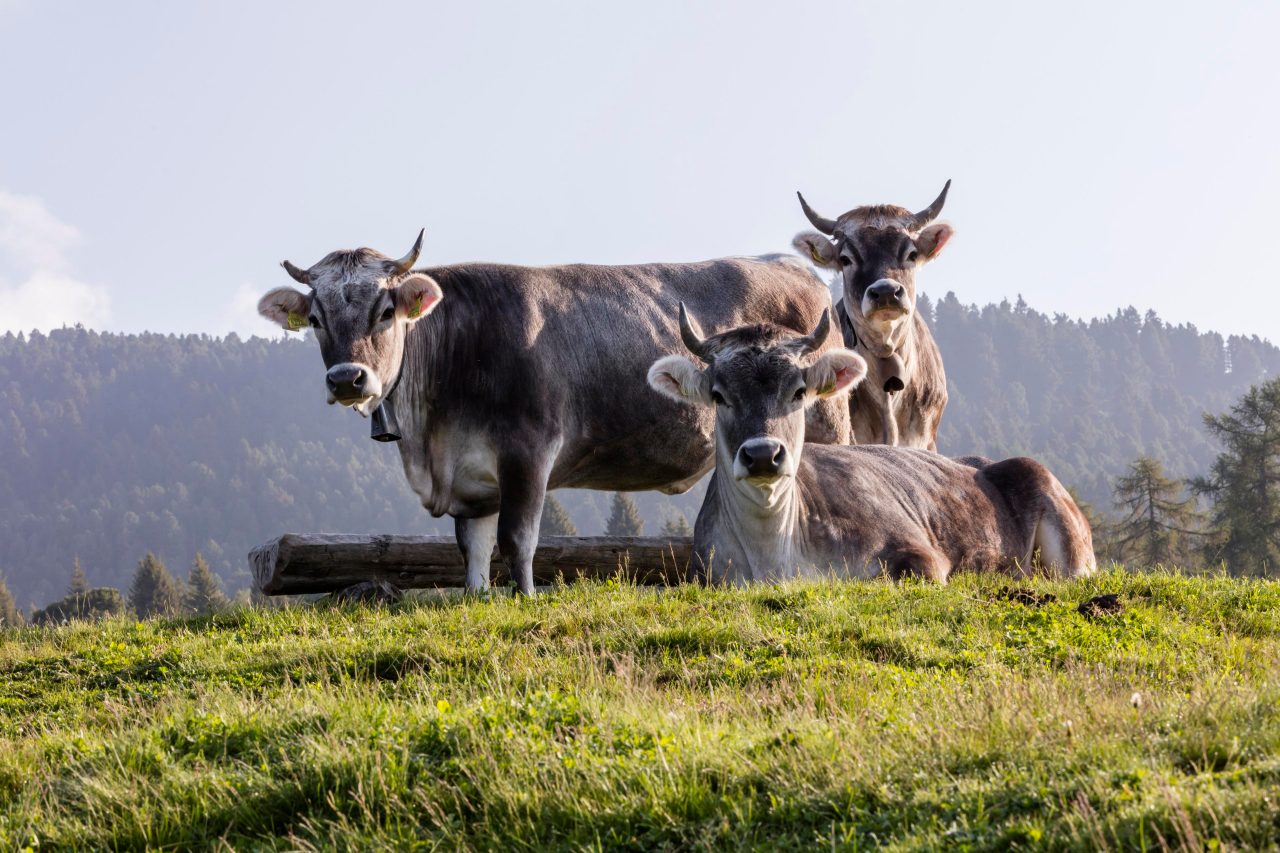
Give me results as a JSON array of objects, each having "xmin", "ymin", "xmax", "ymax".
[{"xmin": 1, "ymin": 569, "xmax": 1279, "ymax": 851}]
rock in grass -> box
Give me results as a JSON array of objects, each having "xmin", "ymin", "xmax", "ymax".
[{"xmin": 331, "ymin": 580, "xmax": 402, "ymax": 605}]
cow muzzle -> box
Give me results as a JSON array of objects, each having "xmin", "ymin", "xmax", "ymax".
[
  {"xmin": 862, "ymin": 279, "xmax": 909, "ymax": 317},
  {"xmin": 326, "ymin": 362, "xmax": 383, "ymax": 410},
  {"xmin": 734, "ymin": 438, "xmax": 788, "ymax": 482}
]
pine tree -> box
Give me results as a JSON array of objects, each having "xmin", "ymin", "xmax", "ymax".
[
  {"xmin": 0, "ymin": 577, "xmax": 22, "ymax": 627},
  {"xmin": 1111, "ymin": 456, "xmax": 1202, "ymax": 567},
  {"xmin": 605, "ymin": 493, "xmax": 645, "ymax": 536},
  {"xmin": 185, "ymin": 553, "xmax": 227, "ymax": 615},
  {"xmin": 661, "ymin": 512, "xmax": 693, "ymax": 537},
  {"xmin": 129, "ymin": 552, "xmax": 184, "ymax": 618},
  {"xmin": 539, "ymin": 495, "xmax": 578, "ymax": 537},
  {"xmin": 68, "ymin": 557, "xmax": 89, "ymax": 597},
  {"xmin": 1193, "ymin": 378, "xmax": 1280, "ymax": 575}
]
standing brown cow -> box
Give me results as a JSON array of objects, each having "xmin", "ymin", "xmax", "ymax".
[{"xmin": 792, "ymin": 182, "xmax": 953, "ymax": 450}]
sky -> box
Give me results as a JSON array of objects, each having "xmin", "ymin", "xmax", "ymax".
[{"xmin": 1, "ymin": 1, "xmax": 1278, "ymax": 340}]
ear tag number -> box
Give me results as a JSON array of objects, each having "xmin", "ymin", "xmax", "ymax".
[{"xmin": 286, "ymin": 311, "xmax": 307, "ymax": 332}]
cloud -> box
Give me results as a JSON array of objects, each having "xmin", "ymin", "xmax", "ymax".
[
  {"xmin": 221, "ymin": 281, "xmax": 285, "ymax": 339},
  {"xmin": 0, "ymin": 189, "xmax": 112, "ymax": 333}
]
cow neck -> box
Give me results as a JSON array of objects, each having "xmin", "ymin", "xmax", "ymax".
[
  {"xmin": 709, "ymin": 447, "xmax": 805, "ymax": 582},
  {"xmin": 847, "ymin": 321, "xmax": 913, "ymax": 445}
]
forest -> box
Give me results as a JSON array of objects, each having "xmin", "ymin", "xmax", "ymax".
[{"xmin": 2, "ymin": 290, "xmax": 1278, "ymax": 610}]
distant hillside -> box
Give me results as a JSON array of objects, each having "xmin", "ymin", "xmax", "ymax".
[{"xmin": 1, "ymin": 296, "xmax": 1277, "ymax": 607}]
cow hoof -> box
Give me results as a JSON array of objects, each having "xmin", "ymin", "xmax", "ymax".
[{"xmin": 331, "ymin": 580, "xmax": 403, "ymax": 605}]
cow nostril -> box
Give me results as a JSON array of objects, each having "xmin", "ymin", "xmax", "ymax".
[
  {"xmin": 772, "ymin": 445, "xmax": 786, "ymax": 466},
  {"xmin": 894, "ymin": 286, "xmax": 905, "ymax": 299},
  {"xmin": 352, "ymin": 368, "xmax": 366, "ymax": 389}
]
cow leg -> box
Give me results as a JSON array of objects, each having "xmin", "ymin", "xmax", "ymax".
[
  {"xmin": 882, "ymin": 546, "xmax": 949, "ymax": 583},
  {"xmin": 455, "ymin": 515, "xmax": 498, "ymax": 591},
  {"xmin": 496, "ymin": 453, "xmax": 551, "ymax": 596}
]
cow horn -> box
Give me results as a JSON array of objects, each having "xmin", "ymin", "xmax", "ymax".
[
  {"xmin": 797, "ymin": 192, "xmax": 837, "ymax": 235},
  {"xmin": 391, "ymin": 228, "xmax": 425, "ymax": 274},
  {"xmin": 679, "ymin": 302, "xmax": 711, "ymax": 361},
  {"xmin": 794, "ymin": 308, "xmax": 831, "ymax": 355},
  {"xmin": 912, "ymin": 179, "xmax": 951, "ymax": 228},
  {"xmin": 281, "ymin": 261, "xmax": 312, "ymax": 287}
]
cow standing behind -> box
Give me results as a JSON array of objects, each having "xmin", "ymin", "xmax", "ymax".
[
  {"xmin": 792, "ymin": 183, "xmax": 953, "ymax": 450},
  {"xmin": 647, "ymin": 307, "xmax": 1095, "ymax": 584},
  {"xmin": 258, "ymin": 233, "xmax": 850, "ymax": 595}
]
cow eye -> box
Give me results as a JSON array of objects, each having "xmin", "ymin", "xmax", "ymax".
[
  {"xmin": 308, "ymin": 316, "xmax": 321, "ymax": 329},
  {"xmin": 380, "ymin": 306, "xmax": 395, "ymax": 323},
  {"xmin": 792, "ymin": 386, "xmax": 807, "ymax": 402},
  {"xmin": 711, "ymin": 390, "xmax": 727, "ymax": 406},
  {"xmin": 906, "ymin": 249, "xmax": 920, "ymax": 263}
]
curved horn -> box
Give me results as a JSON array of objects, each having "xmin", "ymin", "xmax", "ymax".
[
  {"xmin": 793, "ymin": 308, "xmax": 831, "ymax": 355},
  {"xmin": 796, "ymin": 192, "xmax": 837, "ymax": 235},
  {"xmin": 390, "ymin": 228, "xmax": 425, "ymax": 274},
  {"xmin": 679, "ymin": 301, "xmax": 710, "ymax": 362},
  {"xmin": 281, "ymin": 261, "xmax": 312, "ymax": 287},
  {"xmin": 912, "ymin": 179, "xmax": 952, "ymax": 228}
]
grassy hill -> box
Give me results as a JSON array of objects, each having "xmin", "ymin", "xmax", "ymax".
[{"xmin": 2, "ymin": 571, "xmax": 1279, "ymax": 850}]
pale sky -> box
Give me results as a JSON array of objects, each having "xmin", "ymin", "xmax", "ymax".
[{"xmin": 1, "ymin": 1, "xmax": 1277, "ymax": 340}]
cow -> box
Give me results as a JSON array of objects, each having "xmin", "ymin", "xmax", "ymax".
[
  {"xmin": 257, "ymin": 232, "xmax": 851, "ymax": 595},
  {"xmin": 791, "ymin": 182, "xmax": 953, "ymax": 450},
  {"xmin": 646, "ymin": 307, "xmax": 1096, "ymax": 584}
]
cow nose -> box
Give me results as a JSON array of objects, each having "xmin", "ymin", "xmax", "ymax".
[
  {"xmin": 326, "ymin": 364, "xmax": 368, "ymax": 399},
  {"xmin": 737, "ymin": 439, "xmax": 787, "ymax": 478},
  {"xmin": 867, "ymin": 281, "xmax": 905, "ymax": 304}
]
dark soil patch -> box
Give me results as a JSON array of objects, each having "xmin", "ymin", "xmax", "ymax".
[
  {"xmin": 1077, "ymin": 593, "xmax": 1124, "ymax": 619},
  {"xmin": 993, "ymin": 587, "xmax": 1058, "ymax": 608}
]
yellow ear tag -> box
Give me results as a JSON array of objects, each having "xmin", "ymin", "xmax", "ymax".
[
  {"xmin": 286, "ymin": 311, "xmax": 307, "ymax": 332},
  {"xmin": 407, "ymin": 295, "xmax": 423, "ymax": 320},
  {"xmin": 817, "ymin": 380, "xmax": 836, "ymax": 395},
  {"xmin": 809, "ymin": 245, "xmax": 823, "ymax": 265}
]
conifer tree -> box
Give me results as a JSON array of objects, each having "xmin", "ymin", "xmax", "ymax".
[
  {"xmin": 129, "ymin": 552, "xmax": 183, "ymax": 618},
  {"xmin": 539, "ymin": 495, "xmax": 578, "ymax": 537},
  {"xmin": 661, "ymin": 512, "xmax": 693, "ymax": 537},
  {"xmin": 1194, "ymin": 378, "xmax": 1280, "ymax": 575},
  {"xmin": 185, "ymin": 553, "xmax": 228, "ymax": 614},
  {"xmin": 605, "ymin": 493, "xmax": 645, "ymax": 536},
  {"xmin": 68, "ymin": 557, "xmax": 89, "ymax": 597},
  {"xmin": 1111, "ymin": 456, "xmax": 1202, "ymax": 567},
  {"xmin": 0, "ymin": 577, "xmax": 22, "ymax": 627}
]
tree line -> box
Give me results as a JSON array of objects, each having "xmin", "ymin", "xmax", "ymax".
[
  {"xmin": 2, "ymin": 294, "xmax": 1279, "ymax": 609},
  {"xmin": 1096, "ymin": 377, "xmax": 1280, "ymax": 575},
  {"xmin": 0, "ymin": 552, "xmax": 227, "ymax": 627}
]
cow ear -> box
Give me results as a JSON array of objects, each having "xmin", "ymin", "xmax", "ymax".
[
  {"xmin": 257, "ymin": 287, "xmax": 313, "ymax": 332},
  {"xmin": 804, "ymin": 348, "xmax": 866, "ymax": 403},
  {"xmin": 393, "ymin": 273, "xmax": 443, "ymax": 324},
  {"xmin": 792, "ymin": 231, "xmax": 840, "ymax": 269},
  {"xmin": 648, "ymin": 354, "xmax": 711, "ymax": 406},
  {"xmin": 915, "ymin": 222, "xmax": 954, "ymax": 262}
]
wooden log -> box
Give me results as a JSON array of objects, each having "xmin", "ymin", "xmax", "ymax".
[{"xmin": 251, "ymin": 534, "xmax": 696, "ymax": 596}]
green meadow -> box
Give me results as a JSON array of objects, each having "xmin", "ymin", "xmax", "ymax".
[{"xmin": 2, "ymin": 570, "xmax": 1278, "ymax": 851}]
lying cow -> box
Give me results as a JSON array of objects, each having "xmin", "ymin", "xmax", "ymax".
[
  {"xmin": 647, "ymin": 307, "xmax": 1095, "ymax": 583},
  {"xmin": 791, "ymin": 182, "xmax": 953, "ymax": 450},
  {"xmin": 258, "ymin": 232, "xmax": 850, "ymax": 594}
]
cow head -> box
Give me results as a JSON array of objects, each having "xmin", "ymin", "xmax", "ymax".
[
  {"xmin": 792, "ymin": 182, "xmax": 953, "ymax": 354},
  {"xmin": 648, "ymin": 305, "xmax": 866, "ymax": 507},
  {"xmin": 257, "ymin": 231, "xmax": 442, "ymax": 415}
]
